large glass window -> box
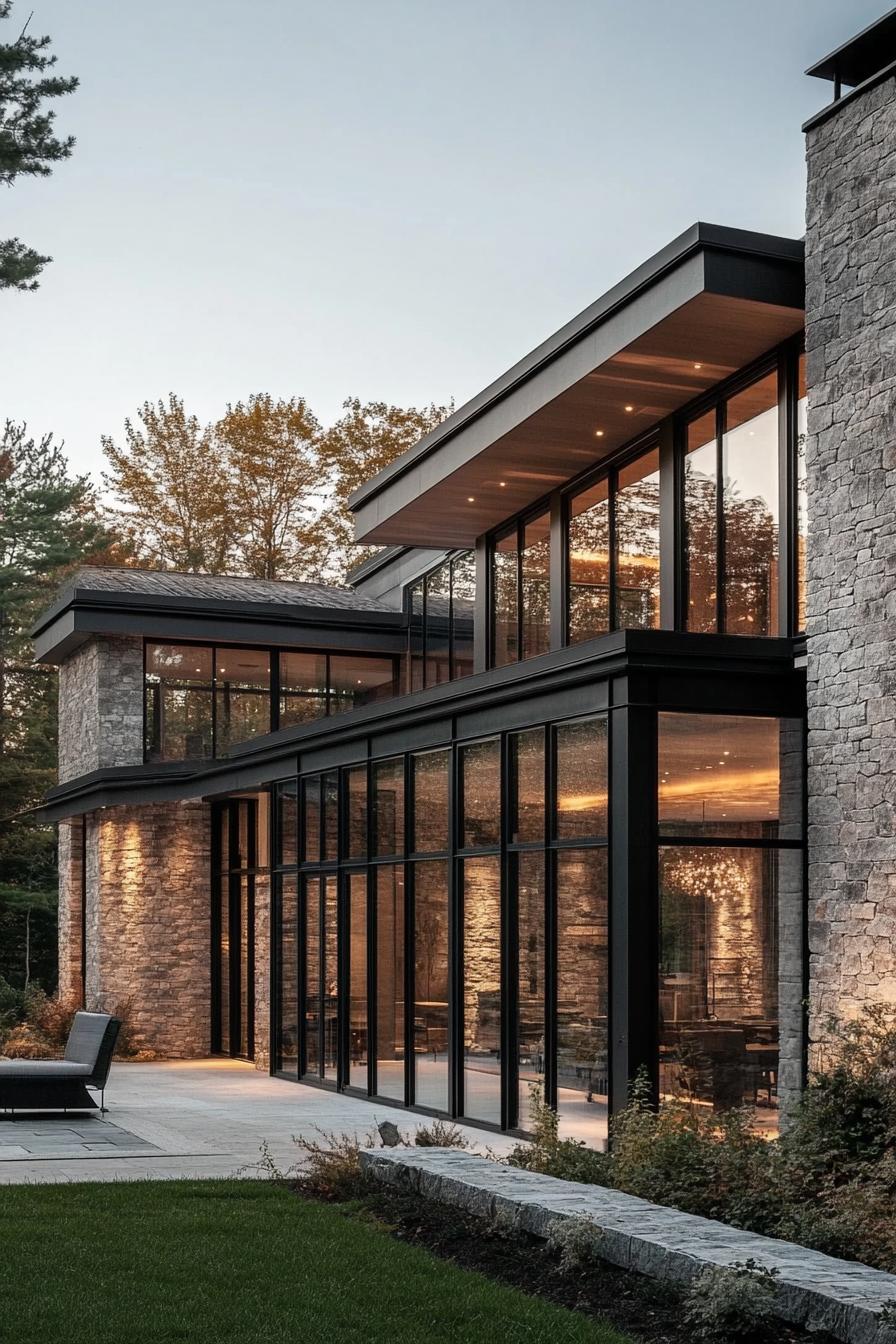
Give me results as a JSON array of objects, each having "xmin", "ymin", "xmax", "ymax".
[
  {"xmin": 556, "ymin": 718, "xmax": 608, "ymax": 840},
  {"xmin": 413, "ymin": 749, "xmax": 449, "ymax": 853},
  {"xmin": 568, "ymin": 478, "xmax": 610, "ymax": 642},
  {"xmin": 329, "ymin": 655, "xmax": 398, "ymax": 715},
  {"xmin": 348, "ymin": 872, "xmax": 368, "ymax": 1090},
  {"xmin": 424, "ymin": 561, "xmax": 451, "ymax": 688},
  {"xmin": 658, "ymin": 846, "xmax": 789, "ymax": 1126},
  {"xmin": 276, "ymin": 874, "xmax": 298, "ymax": 1077},
  {"xmin": 684, "ymin": 410, "xmax": 718, "ymax": 634},
  {"xmin": 413, "ymin": 860, "xmax": 450, "ymax": 1112},
  {"xmin": 724, "ymin": 372, "xmax": 779, "ymax": 636},
  {"xmin": 144, "ymin": 643, "xmax": 213, "ymax": 761},
  {"xmin": 462, "ymin": 854, "xmax": 502, "ymax": 1124},
  {"xmin": 556, "ymin": 849, "xmax": 608, "ymax": 1138},
  {"xmin": 516, "ymin": 851, "xmax": 545, "ymax": 1128},
  {"xmin": 376, "ymin": 864, "xmax": 405, "ymax": 1100},
  {"xmin": 521, "ymin": 510, "xmax": 551, "ymax": 658},
  {"xmin": 615, "ymin": 448, "xmax": 660, "ymax": 629},
  {"xmin": 658, "ymin": 712, "xmax": 801, "ymax": 841},
  {"xmin": 509, "ymin": 728, "xmax": 545, "ymax": 844},
  {"xmin": 279, "ymin": 651, "xmax": 327, "ymax": 727},
  {"xmin": 372, "ymin": 757, "xmax": 404, "ymax": 857},
  {"xmin": 493, "ymin": 528, "xmax": 519, "ymax": 668},
  {"xmin": 146, "ymin": 642, "xmax": 400, "ymax": 761},
  {"xmin": 405, "ymin": 551, "xmax": 477, "ymax": 691},
  {"xmin": 460, "ymin": 739, "xmax": 500, "ymax": 849}
]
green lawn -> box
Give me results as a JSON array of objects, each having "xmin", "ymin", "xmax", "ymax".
[{"xmin": 0, "ymin": 1180, "xmax": 631, "ymax": 1344}]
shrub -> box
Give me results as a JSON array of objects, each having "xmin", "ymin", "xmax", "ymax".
[
  {"xmin": 414, "ymin": 1119, "xmax": 469, "ymax": 1149},
  {"xmin": 545, "ymin": 1215, "xmax": 605, "ymax": 1274},
  {"xmin": 507, "ymin": 1083, "xmax": 609, "ymax": 1185},
  {"xmin": 682, "ymin": 1261, "xmax": 778, "ymax": 1341},
  {"xmin": 1, "ymin": 988, "xmax": 79, "ymax": 1058},
  {"xmin": 293, "ymin": 1126, "xmax": 380, "ymax": 1201}
]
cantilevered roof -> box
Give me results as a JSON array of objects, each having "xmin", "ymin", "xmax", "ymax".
[
  {"xmin": 806, "ymin": 7, "xmax": 896, "ymax": 88},
  {"xmin": 32, "ymin": 566, "xmax": 403, "ymax": 664},
  {"xmin": 349, "ymin": 223, "xmax": 804, "ymax": 548}
]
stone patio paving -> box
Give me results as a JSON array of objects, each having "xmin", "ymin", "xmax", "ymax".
[{"xmin": 0, "ymin": 1058, "xmax": 519, "ymax": 1184}]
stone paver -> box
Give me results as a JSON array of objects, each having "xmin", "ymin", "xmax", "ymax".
[
  {"xmin": 0, "ymin": 1058, "xmax": 517, "ymax": 1184},
  {"xmin": 360, "ymin": 1148, "xmax": 896, "ymax": 1344}
]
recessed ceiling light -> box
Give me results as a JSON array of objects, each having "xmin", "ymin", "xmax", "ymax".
[
  {"xmin": 694, "ymin": 362, "xmax": 702, "ymax": 370},
  {"xmin": 624, "ymin": 405, "xmax": 634, "ymax": 413},
  {"xmin": 467, "ymin": 496, "xmax": 475, "ymax": 503},
  {"xmin": 594, "ymin": 429, "xmax": 604, "ymax": 438},
  {"xmin": 499, "ymin": 480, "xmax": 507, "ymax": 487}
]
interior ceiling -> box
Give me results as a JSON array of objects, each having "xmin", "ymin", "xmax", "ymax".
[{"xmin": 364, "ymin": 292, "xmax": 804, "ymax": 548}]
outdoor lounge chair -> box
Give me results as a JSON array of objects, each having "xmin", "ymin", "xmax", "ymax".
[{"xmin": 0, "ymin": 1011, "xmax": 121, "ymax": 1116}]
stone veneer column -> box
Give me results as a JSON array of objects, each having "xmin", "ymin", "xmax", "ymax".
[
  {"xmin": 56, "ymin": 818, "xmax": 84, "ymax": 1004},
  {"xmin": 84, "ymin": 800, "xmax": 212, "ymax": 1057},
  {"xmin": 804, "ymin": 76, "xmax": 896, "ymax": 1055},
  {"xmin": 57, "ymin": 635, "xmax": 144, "ymax": 781}
]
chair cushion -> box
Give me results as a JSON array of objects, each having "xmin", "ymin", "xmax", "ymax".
[
  {"xmin": 0, "ymin": 1060, "xmax": 92, "ymax": 1079},
  {"xmin": 64, "ymin": 1012, "xmax": 114, "ymax": 1068}
]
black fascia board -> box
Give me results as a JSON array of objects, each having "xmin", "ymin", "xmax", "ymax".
[
  {"xmin": 32, "ymin": 586, "xmax": 406, "ymax": 663},
  {"xmin": 803, "ymin": 56, "xmax": 896, "ymax": 132},
  {"xmin": 344, "ymin": 545, "xmax": 411, "ymax": 587},
  {"xmin": 347, "ymin": 223, "xmax": 805, "ymax": 524},
  {"xmin": 806, "ymin": 7, "xmax": 896, "ymax": 87},
  {"xmin": 41, "ymin": 628, "xmax": 804, "ymax": 821}
]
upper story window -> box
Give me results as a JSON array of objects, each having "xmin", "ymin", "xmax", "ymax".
[
  {"xmin": 684, "ymin": 370, "xmax": 779, "ymax": 636},
  {"xmin": 406, "ymin": 551, "xmax": 475, "ymax": 692},
  {"xmin": 145, "ymin": 641, "xmax": 400, "ymax": 762},
  {"xmin": 567, "ymin": 445, "xmax": 660, "ymax": 643},
  {"xmin": 484, "ymin": 342, "xmax": 803, "ymax": 669}
]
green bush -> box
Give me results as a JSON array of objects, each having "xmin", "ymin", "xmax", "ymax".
[
  {"xmin": 504, "ymin": 1012, "xmax": 896, "ymax": 1275},
  {"xmin": 683, "ymin": 1261, "xmax": 778, "ymax": 1341}
]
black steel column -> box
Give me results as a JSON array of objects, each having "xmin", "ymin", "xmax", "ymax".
[{"xmin": 609, "ymin": 673, "xmax": 658, "ymax": 1114}]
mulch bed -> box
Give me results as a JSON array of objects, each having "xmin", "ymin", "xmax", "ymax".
[{"xmin": 295, "ymin": 1178, "xmax": 839, "ymax": 1344}]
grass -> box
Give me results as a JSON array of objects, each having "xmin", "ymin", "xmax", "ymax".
[{"xmin": 0, "ymin": 1180, "xmax": 632, "ymax": 1344}]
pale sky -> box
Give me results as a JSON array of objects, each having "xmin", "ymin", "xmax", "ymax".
[{"xmin": 0, "ymin": 0, "xmax": 881, "ymax": 485}]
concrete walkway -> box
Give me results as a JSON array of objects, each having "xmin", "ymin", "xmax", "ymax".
[{"xmin": 0, "ymin": 1058, "xmax": 519, "ymax": 1184}]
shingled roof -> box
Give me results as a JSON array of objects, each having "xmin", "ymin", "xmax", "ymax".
[{"xmin": 59, "ymin": 566, "xmax": 395, "ymax": 613}]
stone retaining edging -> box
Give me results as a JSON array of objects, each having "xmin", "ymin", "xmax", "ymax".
[{"xmin": 359, "ymin": 1147, "xmax": 896, "ymax": 1344}]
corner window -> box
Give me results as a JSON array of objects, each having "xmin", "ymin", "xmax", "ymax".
[
  {"xmin": 405, "ymin": 552, "xmax": 477, "ymax": 690},
  {"xmin": 490, "ymin": 509, "xmax": 551, "ymax": 666},
  {"xmin": 144, "ymin": 643, "xmax": 214, "ymax": 761}
]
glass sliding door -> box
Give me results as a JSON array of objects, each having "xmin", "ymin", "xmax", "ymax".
[
  {"xmin": 348, "ymin": 872, "xmax": 369, "ymax": 1090},
  {"xmin": 276, "ymin": 874, "xmax": 299, "ymax": 1077},
  {"xmin": 555, "ymin": 849, "xmax": 608, "ymax": 1137},
  {"xmin": 212, "ymin": 798, "xmax": 257, "ymax": 1061}
]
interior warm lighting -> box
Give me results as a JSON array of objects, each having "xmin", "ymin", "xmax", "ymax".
[{"xmin": 665, "ymin": 853, "xmax": 750, "ymax": 904}]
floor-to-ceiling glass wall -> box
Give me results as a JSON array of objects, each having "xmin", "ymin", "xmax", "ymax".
[
  {"xmin": 269, "ymin": 697, "xmax": 801, "ymax": 1144},
  {"xmin": 657, "ymin": 712, "xmax": 803, "ymax": 1132}
]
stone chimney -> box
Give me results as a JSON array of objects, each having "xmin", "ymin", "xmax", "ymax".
[{"xmin": 804, "ymin": 11, "xmax": 896, "ymax": 1055}]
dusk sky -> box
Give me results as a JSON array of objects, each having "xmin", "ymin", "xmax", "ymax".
[{"xmin": 1, "ymin": 0, "xmax": 882, "ymax": 483}]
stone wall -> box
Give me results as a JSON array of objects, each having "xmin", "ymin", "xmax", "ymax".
[
  {"xmin": 58, "ymin": 635, "xmax": 144, "ymax": 781},
  {"xmin": 56, "ymin": 818, "xmax": 84, "ymax": 1004},
  {"xmin": 82, "ymin": 801, "xmax": 212, "ymax": 1058},
  {"xmin": 804, "ymin": 77, "xmax": 896, "ymax": 1052}
]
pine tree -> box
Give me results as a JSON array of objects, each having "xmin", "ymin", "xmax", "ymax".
[
  {"xmin": 0, "ymin": 422, "xmax": 112, "ymax": 987},
  {"xmin": 0, "ymin": 0, "xmax": 78, "ymax": 291}
]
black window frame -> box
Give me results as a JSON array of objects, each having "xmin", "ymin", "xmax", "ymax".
[
  {"xmin": 143, "ymin": 637, "xmax": 401, "ymax": 763},
  {"xmin": 404, "ymin": 549, "xmax": 477, "ymax": 692}
]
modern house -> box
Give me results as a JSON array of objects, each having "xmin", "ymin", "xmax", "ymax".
[{"xmin": 32, "ymin": 11, "xmax": 896, "ymax": 1144}]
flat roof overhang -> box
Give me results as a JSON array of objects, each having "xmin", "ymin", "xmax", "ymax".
[
  {"xmin": 349, "ymin": 223, "xmax": 804, "ymax": 548},
  {"xmin": 32, "ymin": 588, "xmax": 406, "ymax": 664}
]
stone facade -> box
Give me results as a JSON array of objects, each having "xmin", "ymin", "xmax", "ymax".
[
  {"xmin": 57, "ymin": 800, "xmax": 212, "ymax": 1057},
  {"xmin": 805, "ymin": 77, "xmax": 896, "ymax": 1053},
  {"xmin": 58, "ymin": 635, "xmax": 144, "ymax": 782}
]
